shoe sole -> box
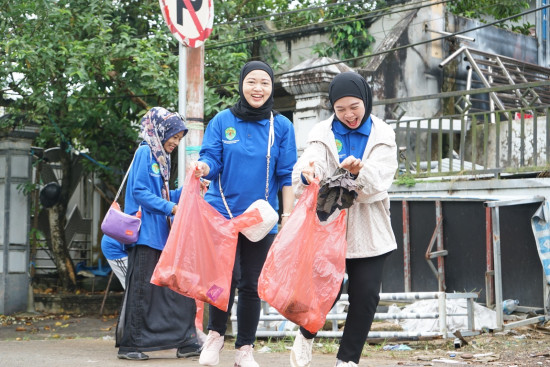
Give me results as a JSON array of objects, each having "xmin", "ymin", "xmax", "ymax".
[
  {"xmin": 199, "ymin": 344, "xmax": 223, "ymax": 365},
  {"xmin": 117, "ymin": 354, "xmax": 149, "ymax": 360},
  {"xmin": 290, "ymin": 349, "xmax": 311, "ymax": 367},
  {"xmin": 177, "ymin": 351, "xmax": 201, "ymax": 358},
  {"xmin": 199, "ymin": 355, "xmax": 221, "ymax": 365}
]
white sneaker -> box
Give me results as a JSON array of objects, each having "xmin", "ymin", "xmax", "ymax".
[
  {"xmin": 234, "ymin": 345, "xmax": 259, "ymax": 367},
  {"xmin": 197, "ymin": 328, "xmax": 208, "ymax": 347},
  {"xmin": 290, "ymin": 330, "xmax": 313, "ymax": 367},
  {"xmin": 199, "ymin": 330, "xmax": 224, "ymax": 365},
  {"xmin": 334, "ymin": 360, "xmax": 358, "ymax": 367}
]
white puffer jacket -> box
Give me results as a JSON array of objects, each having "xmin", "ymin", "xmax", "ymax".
[{"xmin": 292, "ymin": 114, "xmax": 398, "ymax": 258}]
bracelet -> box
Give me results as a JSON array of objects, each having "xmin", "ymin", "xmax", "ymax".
[{"xmin": 281, "ymin": 213, "xmax": 291, "ymax": 218}]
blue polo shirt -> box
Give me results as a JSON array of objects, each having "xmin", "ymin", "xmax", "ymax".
[
  {"xmin": 124, "ymin": 144, "xmax": 182, "ymax": 250},
  {"xmin": 101, "ymin": 235, "xmax": 128, "ymax": 260},
  {"xmin": 332, "ymin": 116, "xmax": 372, "ymax": 162},
  {"xmin": 199, "ymin": 109, "xmax": 297, "ymax": 228}
]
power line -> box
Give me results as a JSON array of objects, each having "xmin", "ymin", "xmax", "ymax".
[
  {"xmin": 250, "ymin": 14, "xmax": 447, "ymax": 58},
  {"xmin": 207, "ymin": 3, "xmax": 550, "ymax": 89},
  {"xmin": 216, "ymin": 0, "xmax": 368, "ymax": 26},
  {"xmin": 206, "ymin": 0, "xmax": 451, "ymax": 50}
]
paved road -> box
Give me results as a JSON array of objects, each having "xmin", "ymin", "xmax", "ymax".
[
  {"xmin": 0, "ymin": 313, "xmax": 468, "ymax": 367},
  {"xmin": 0, "ymin": 338, "xmax": 407, "ymax": 367}
]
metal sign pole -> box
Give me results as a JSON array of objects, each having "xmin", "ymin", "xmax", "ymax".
[
  {"xmin": 185, "ymin": 46, "xmax": 205, "ymax": 167},
  {"xmin": 160, "ymin": 0, "xmax": 212, "ymax": 187},
  {"xmin": 178, "ymin": 43, "xmax": 188, "ymax": 188}
]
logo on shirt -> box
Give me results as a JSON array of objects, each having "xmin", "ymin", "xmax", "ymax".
[
  {"xmin": 335, "ymin": 139, "xmax": 343, "ymax": 153},
  {"xmin": 151, "ymin": 163, "xmax": 160, "ymax": 174},
  {"xmin": 225, "ymin": 127, "xmax": 237, "ymax": 140}
]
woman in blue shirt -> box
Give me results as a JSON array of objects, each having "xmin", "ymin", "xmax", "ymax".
[
  {"xmin": 115, "ymin": 107, "xmax": 200, "ymax": 360},
  {"xmin": 193, "ymin": 61, "xmax": 297, "ymax": 367}
]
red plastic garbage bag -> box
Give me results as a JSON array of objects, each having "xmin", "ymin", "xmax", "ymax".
[
  {"xmin": 258, "ymin": 179, "xmax": 347, "ymax": 334},
  {"xmin": 151, "ymin": 168, "xmax": 262, "ymax": 312}
]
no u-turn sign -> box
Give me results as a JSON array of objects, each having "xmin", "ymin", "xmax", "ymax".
[{"xmin": 159, "ymin": 0, "xmax": 214, "ymax": 48}]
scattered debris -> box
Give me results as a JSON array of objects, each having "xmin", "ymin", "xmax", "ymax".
[{"xmin": 383, "ymin": 344, "xmax": 412, "ymax": 351}]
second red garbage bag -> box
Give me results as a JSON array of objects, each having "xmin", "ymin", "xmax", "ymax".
[
  {"xmin": 258, "ymin": 179, "xmax": 347, "ymax": 334},
  {"xmin": 151, "ymin": 168, "xmax": 262, "ymax": 312}
]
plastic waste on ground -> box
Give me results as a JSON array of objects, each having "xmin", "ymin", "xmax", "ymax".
[
  {"xmin": 382, "ymin": 344, "xmax": 412, "ymax": 351},
  {"xmin": 387, "ymin": 299, "xmax": 497, "ymax": 332},
  {"xmin": 502, "ymin": 299, "xmax": 520, "ymax": 315}
]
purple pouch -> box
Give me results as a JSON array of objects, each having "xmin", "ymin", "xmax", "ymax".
[{"xmin": 101, "ymin": 203, "xmax": 141, "ymax": 244}]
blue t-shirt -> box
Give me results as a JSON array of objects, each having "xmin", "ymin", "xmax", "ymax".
[
  {"xmin": 199, "ymin": 109, "xmax": 297, "ymax": 233},
  {"xmin": 124, "ymin": 144, "xmax": 182, "ymax": 250},
  {"xmin": 101, "ymin": 235, "xmax": 127, "ymax": 260},
  {"xmin": 332, "ymin": 116, "xmax": 372, "ymax": 162}
]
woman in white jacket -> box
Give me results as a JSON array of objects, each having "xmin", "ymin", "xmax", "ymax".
[{"xmin": 290, "ymin": 72, "xmax": 398, "ymax": 367}]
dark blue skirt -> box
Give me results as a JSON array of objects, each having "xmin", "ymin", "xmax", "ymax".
[{"xmin": 116, "ymin": 244, "xmax": 198, "ymax": 352}]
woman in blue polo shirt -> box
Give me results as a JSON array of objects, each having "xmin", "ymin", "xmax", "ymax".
[
  {"xmin": 115, "ymin": 107, "xmax": 200, "ymax": 361},
  {"xmin": 193, "ymin": 61, "xmax": 297, "ymax": 367}
]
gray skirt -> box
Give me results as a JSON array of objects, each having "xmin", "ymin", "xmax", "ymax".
[{"xmin": 116, "ymin": 244, "xmax": 198, "ymax": 352}]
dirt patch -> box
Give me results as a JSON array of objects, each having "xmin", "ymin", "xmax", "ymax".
[{"xmin": 0, "ymin": 312, "xmax": 119, "ymax": 340}]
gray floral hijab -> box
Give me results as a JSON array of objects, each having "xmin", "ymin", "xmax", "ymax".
[{"xmin": 140, "ymin": 107, "xmax": 187, "ymax": 198}]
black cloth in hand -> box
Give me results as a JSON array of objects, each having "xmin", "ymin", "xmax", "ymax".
[{"xmin": 316, "ymin": 168, "xmax": 360, "ymax": 221}]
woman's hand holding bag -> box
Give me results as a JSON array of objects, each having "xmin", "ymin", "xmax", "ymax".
[
  {"xmin": 151, "ymin": 168, "xmax": 262, "ymax": 311},
  {"xmin": 258, "ymin": 179, "xmax": 347, "ymax": 334}
]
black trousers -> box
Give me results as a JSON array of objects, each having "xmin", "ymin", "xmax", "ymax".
[
  {"xmin": 300, "ymin": 251, "xmax": 392, "ymax": 364},
  {"xmin": 208, "ymin": 233, "xmax": 275, "ymax": 348}
]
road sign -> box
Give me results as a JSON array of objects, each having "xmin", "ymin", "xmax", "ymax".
[{"xmin": 159, "ymin": 0, "xmax": 214, "ymax": 48}]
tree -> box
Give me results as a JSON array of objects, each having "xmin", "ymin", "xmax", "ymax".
[
  {"xmin": 204, "ymin": 0, "xmax": 321, "ymax": 119},
  {"xmin": 310, "ymin": 1, "xmax": 382, "ymax": 66},
  {"xmin": 0, "ymin": 0, "xmax": 181, "ymax": 291},
  {"xmin": 447, "ymin": 0, "xmax": 533, "ymax": 34},
  {"xmin": 0, "ymin": 0, "xmax": 321, "ymax": 291},
  {"xmin": 1, "ymin": 0, "xmax": 395, "ymax": 291}
]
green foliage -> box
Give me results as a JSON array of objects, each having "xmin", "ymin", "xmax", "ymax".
[
  {"xmin": 447, "ymin": 0, "xmax": 533, "ymax": 35},
  {"xmin": 204, "ymin": 0, "xmax": 319, "ymax": 120},
  {"xmin": 1, "ymin": 0, "xmax": 395, "ymax": 161},
  {"xmin": 394, "ymin": 174, "xmax": 417, "ymax": 187},
  {"xmin": 0, "ymin": 0, "xmax": 178, "ymax": 181},
  {"xmin": 203, "ymin": 21, "xmax": 250, "ymax": 120},
  {"xmin": 310, "ymin": 2, "xmax": 384, "ymax": 66}
]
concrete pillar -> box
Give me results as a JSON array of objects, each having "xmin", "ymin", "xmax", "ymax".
[
  {"xmin": 280, "ymin": 57, "xmax": 353, "ymax": 155},
  {"xmin": 0, "ymin": 126, "xmax": 37, "ymax": 314}
]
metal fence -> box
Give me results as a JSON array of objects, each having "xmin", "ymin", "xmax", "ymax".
[{"xmin": 377, "ymin": 82, "xmax": 550, "ymax": 179}]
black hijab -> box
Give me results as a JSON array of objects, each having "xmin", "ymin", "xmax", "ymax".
[
  {"xmin": 230, "ymin": 60, "xmax": 275, "ymax": 121},
  {"xmin": 328, "ymin": 71, "xmax": 373, "ymax": 128}
]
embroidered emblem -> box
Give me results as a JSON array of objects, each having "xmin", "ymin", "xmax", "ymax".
[
  {"xmin": 335, "ymin": 139, "xmax": 343, "ymax": 153},
  {"xmin": 151, "ymin": 163, "xmax": 160, "ymax": 174},
  {"xmin": 225, "ymin": 127, "xmax": 237, "ymax": 140}
]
